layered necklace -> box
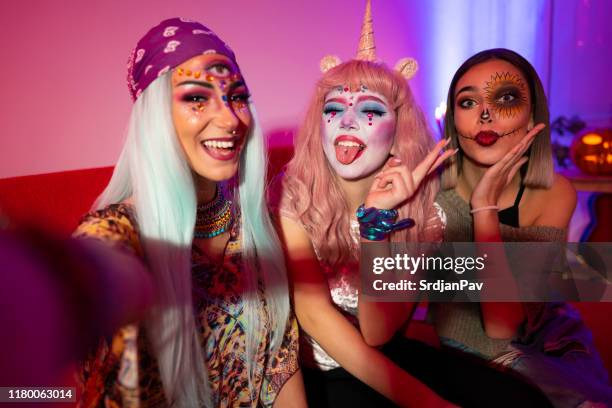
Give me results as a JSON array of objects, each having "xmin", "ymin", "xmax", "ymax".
[{"xmin": 194, "ymin": 188, "xmax": 233, "ymax": 239}]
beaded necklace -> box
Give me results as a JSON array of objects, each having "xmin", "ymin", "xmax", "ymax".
[{"xmin": 194, "ymin": 188, "xmax": 233, "ymax": 239}]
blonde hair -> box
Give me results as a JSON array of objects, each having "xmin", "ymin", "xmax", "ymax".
[
  {"xmin": 282, "ymin": 60, "xmax": 439, "ymax": 266},
  {"xmin": 441, "ymin": 48, "xmax": 553, "ymax": 190}
]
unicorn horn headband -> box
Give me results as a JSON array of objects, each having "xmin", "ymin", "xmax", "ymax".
[
  {"xmin": 356, "ymin": 0, "xmax": 376, "ymax": 61},
  {"xmin": 320, "ymin": 0, "xmax": 418, "ymax": 80}
]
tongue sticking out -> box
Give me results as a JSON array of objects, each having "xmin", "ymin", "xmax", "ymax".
[{"xmin": 335, "ymin": 145, "xmax": 363, "ymax": 165}]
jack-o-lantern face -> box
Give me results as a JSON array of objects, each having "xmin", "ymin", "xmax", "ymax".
[{"xmin": 571, "ymin": 129, "xmax": 612, "ymax": 175}]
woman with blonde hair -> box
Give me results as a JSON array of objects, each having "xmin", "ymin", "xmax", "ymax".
[
  {"xmin": 430, "ymin": 47, "xmax": 612, "ymax": 407},
  {"xmin": 368, "ymin": 48, "xmax": 611, "ymax": 407}
]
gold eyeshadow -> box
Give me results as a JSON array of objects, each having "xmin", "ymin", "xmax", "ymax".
[{"xmin": 483, "ymin": 71, "xmax": 528, "ymax": 119}]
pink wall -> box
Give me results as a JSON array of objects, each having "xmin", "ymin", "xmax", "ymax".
[
  {"xmin": 2, "ymin": 0, "xmax": 610, "ymax": 178},
  {"xmin": 0, "ymin": 0, "xmax": 428, "ymax": 178}
]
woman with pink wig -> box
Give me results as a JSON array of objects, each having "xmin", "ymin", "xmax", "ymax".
[{"xmin": 273, "ymin": 2, "xmax": 455, "ymax": 406}]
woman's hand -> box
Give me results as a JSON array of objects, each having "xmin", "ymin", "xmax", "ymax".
[
  {"xmin": 470, "ymin": 124, "xmax": 545, "ymax": 208},
  {"xmin": 365, "ymin": 139, "xmax": 456, "ymax": 210}
]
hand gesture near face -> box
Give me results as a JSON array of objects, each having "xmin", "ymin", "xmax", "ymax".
[
  {"xmin": 365, "ymin": 139, "xmax": 457, "ymax": 210},
  {"xmin": 470, "ymin": 124, "xmax": 545, "ymax": 208}
]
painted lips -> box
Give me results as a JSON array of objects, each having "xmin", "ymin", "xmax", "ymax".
[
  {"xmin": 475, "ymin": 131, "xmax": 500, "ymax": 147},
  {"xmin": 200, "ymin": 137, "xmax": 241, "ymax": 161},
  {"xmin": 334, "ymin": 135, "xmax": 366, "ymax": 165}
]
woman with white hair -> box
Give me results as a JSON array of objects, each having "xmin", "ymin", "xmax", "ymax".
[{"xmin": 74, "ymin": 18, "xmax": 304, "ymax": 408}]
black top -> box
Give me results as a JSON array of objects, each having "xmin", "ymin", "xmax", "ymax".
[{"xmin": 497, "ymin": 182, "xmax": 526, "ymax": 228}]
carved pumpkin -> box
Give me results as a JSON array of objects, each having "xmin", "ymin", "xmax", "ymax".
[{"xmin": 570, "ymin": 129, "xmax": 612, "ymax": 175}]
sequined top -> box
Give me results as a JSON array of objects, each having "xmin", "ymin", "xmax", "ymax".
[
  {"xmin": 74, "ymin": 204, "xmax": 299, "ymax": 407},
  {"xmin": 281, "ymin": 203, "xmax": 445, "ymax": 371}
]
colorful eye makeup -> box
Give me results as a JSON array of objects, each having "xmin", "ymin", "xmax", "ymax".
[
  {"xmin": 483, "ymin": 71, "xmax": 528, "ymax": 119},
  {"xmin": 186, "ymin": 94, "xmax": 209, "ymax": 112},
  {"xmin": 229, "ymin": 88, "xmax": 250, "ymax": 112},
  {"xmin": 175, "ymin": 62, "xmax": 249, "ymax": 114},
  {"xmin": 324, "ymin": 102, "xmax": 345, "ymax": 115},
  {"xmin": 360, "ymin": 102, "xmax": 387, "ymax": 116},
  {"xmin": 323, "ymin": 100, "xmax": 387, "ymax": 117},
  {"xmin": 174, "ymin": 85, "xmax": 212, "ymax": 112}
]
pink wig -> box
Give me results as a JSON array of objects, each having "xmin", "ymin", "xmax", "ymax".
[{"xmin": 282, "ymin": 60, "xmax": 439, "ymax": 266}]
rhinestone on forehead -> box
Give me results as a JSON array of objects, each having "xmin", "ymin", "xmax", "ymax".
[{"xmin": 174, "ymin": 65, "xmax": 244, "ymax": 88}]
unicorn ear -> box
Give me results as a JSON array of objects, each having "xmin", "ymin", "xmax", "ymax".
[
  {"xmin": 320, "ymin": 55, "xmax": 342, "ymax": 73},
  {"xmin": 395, "ymin": 57, "xmax": 418, "ymax": 80}
]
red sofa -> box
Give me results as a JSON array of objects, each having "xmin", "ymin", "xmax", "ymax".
[
  {"xmin": 0, "ymin": 166, "xmax": 114, "ymax": 235},
  {"xmin": 1, "ymin": 157, "xmax": 611, "ymax": 379}
]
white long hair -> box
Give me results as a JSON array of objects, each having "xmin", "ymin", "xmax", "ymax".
[{"xmin": 96, "ymin": 74, "xmax": 290, "ymax": 407}]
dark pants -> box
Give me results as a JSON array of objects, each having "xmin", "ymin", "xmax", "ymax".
[
  {"xmin": 302, "ymin": 337, "xmax": 553, "ymax": 407},
  {"xmin": 381, "ymin": 336, "xmax": 553, "ymax": 408},
  {"xmin": 302, "ymin": 366, "xmax": 396, "ymax": 408}
]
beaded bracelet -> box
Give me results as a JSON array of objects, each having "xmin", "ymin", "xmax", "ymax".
[{"xmin": 356, "ymin": 204, "xmax": 416, "ymax": 241}]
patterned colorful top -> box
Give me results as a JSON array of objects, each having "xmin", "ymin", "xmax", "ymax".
[{"xmin": 74, "ymin": 204, "xmax": 299, "ymax": 408}]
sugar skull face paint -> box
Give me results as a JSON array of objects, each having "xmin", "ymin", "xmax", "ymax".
[
  {"xmin": 171, "ymin": 54, "xmax": 251, "ymax": 182},
  {"xmin": 453, "ymin": 59, "xmax": 533, "ymax": 166},
  {"xmin": 321, "ymin": 86, "xmax": 396, "ymax": 180}
]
